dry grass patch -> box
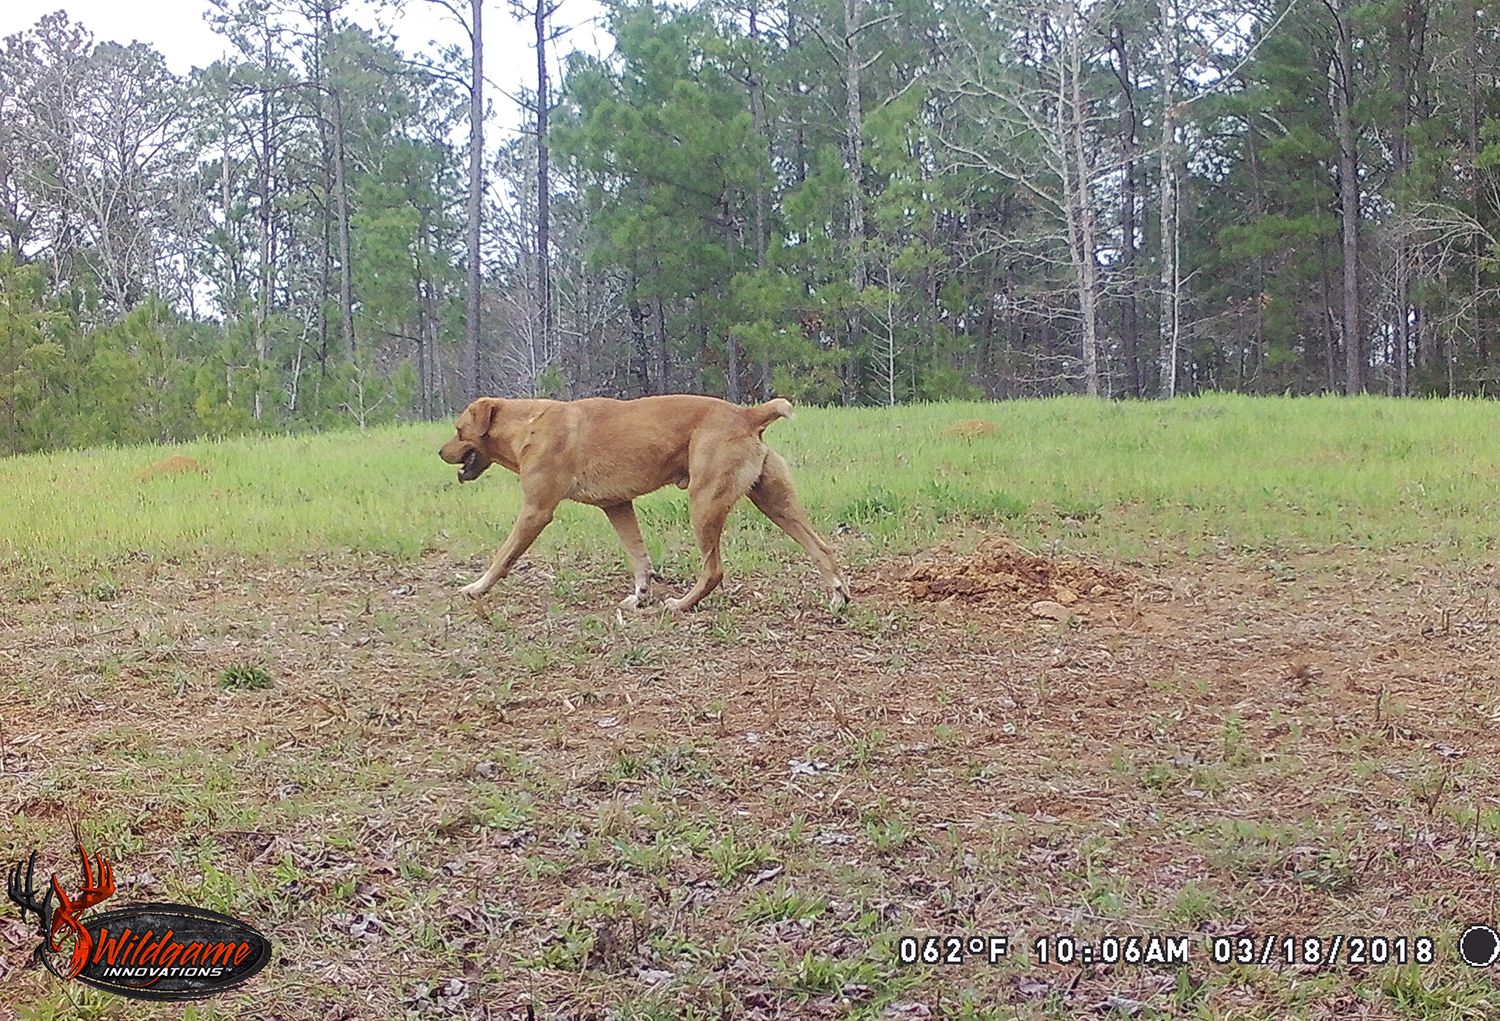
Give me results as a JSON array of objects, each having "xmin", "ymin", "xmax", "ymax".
[{"xmin": 939, "ymin": 419, "xmax": 1000, "ymax": 440}]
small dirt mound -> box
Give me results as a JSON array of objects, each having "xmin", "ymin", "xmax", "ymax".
[
  {"xmin": 941, "ymin": 418, "xmax": 999, "ymax": 440},
  {"xmin": 135, "ymin": 455, "xmax": 209, "ymax": 481},
  {"xmin": 903, "ymin": 538, "xmax": 1142, "ymax": 619}
]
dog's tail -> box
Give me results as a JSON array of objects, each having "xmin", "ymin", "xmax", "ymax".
[{"xmin": 747, "ymin": 397, "xmax": 795, "ymax": 434}]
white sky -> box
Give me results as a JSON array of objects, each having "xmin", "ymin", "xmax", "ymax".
[{"xmin": 0, "ymin": 0, "xmax": 609, "ymax": 130}]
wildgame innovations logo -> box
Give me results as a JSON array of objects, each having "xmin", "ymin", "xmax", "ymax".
[{"xmin": 7, "ymin": 839, "xmax": 272, "ymax": 1001}]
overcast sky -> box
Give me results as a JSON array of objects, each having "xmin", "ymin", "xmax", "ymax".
[{"xmin": 0, "ymin": 0, "xmax": 608, "ymax": 129}]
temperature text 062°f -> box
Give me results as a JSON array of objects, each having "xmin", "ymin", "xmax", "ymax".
[{"xmin": 894, "ymin": 936, "xmax": 1011, "ymax": 965}]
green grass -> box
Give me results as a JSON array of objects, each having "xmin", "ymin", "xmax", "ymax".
[
  {"xmin": 219, "ymin": 662, "xmax": 273, "ymax": 690},
  {"xmin": 3, "ymin": 393, "xmax": 1498, "ymax": 572}
]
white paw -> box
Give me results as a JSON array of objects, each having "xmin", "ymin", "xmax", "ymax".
[
  {"xmin": 619, "ymin": 594, "xmax": 641, "ymax": 610},
  {"xmin": 460, "ymin": 580, "xmax": 489, "ymax": 598},
  {"xmin": 664, "ymin": 597, "xmax": 687, "ymax": 612}
]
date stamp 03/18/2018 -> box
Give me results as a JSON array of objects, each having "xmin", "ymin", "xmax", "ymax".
[{"xmin": 893, "ymin": 925, "xmax": 1500, "ymax": 970}]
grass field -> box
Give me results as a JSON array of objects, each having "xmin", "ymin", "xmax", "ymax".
[{"xmin": 2, "ymin": 394, "xmax": 1500, "ymax": 1019}]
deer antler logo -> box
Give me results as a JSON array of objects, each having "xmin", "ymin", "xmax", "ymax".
[
  {"xmin": 8, "ymin": 838, "xmax": 115, "ymax": 979},
  {"xmin": 8, "ymin": 834, "xmax": 271, "ymax": 1001}
]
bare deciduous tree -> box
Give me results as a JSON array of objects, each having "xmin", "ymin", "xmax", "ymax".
[{"xmin": 939, "ymin": 0, "xmax": 1110, "ymax": 397}]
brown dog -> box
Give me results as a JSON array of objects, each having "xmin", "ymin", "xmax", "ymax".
[{"xmin": 439, "ymin": 395, "xmax": 850, "ymax": 612}]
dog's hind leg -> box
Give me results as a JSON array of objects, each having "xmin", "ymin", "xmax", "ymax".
[
  {"xmin": 603, "ymin": 501, "xmax": 653, "ymax": 609},
  {"xmin": 460, "ymin": 501, "xmax": 557, "ymax": 598},
  {"xmin": 747, "ymin": 451, "xmax": 850, "ymax": 610},
  {"xmin": 664, "ymin": 478, "xmax": 740, "ymax": 613}
]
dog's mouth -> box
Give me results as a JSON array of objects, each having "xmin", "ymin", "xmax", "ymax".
[{"xmin": 457, "ymin": 448, "xmax": 485, "ymax": 483}]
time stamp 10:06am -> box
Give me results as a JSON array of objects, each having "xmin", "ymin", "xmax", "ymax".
[{"xmin": 894, "ymin": 925, "xmax": 1500, "ymax": 969}]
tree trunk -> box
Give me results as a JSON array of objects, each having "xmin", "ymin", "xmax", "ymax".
[
  {"xmin": 1111, "ymin": 24, "xmax": 1140, "ymax": 397},
  {"xmin": 465, "ymin": 0, "xmax": 484, "ymax": 400},
  {"xmin": 787, "ymin": 0, "xmax": 807, "ymax": 187},
  {"xmin": 1157, "ymin": 0, "xmax": 1180, "ymax": 399},
  {"xmin": 1063, "ymin": 1, "xmax": 1100, "ymax": 397},
  {"xmin": 726, "ymin": 330, "xmax": 742, "ymax": 402},
  {"xmin": 330, "ymin": 91, "xmax": 354, "ymax": 357},
  {"xmin": 748, "ymin": 0, "xmax": 772, "ymax": 396},
  {"xmin": 534, "ymin": 0, "xmax": 554, "ymax": 393},
  {"xmin": 1327, "ymin": 0, "xmax": 1362, "ymax": 394},
  {"xmin": 418, "ymin": 215, "xmax": 438, "ymax": 419},
  {"xmin": 652, "ymin": 292, "xmax": 668, "ymax": 394},
  {"xmin": 221, "ymin": 128, "xmax": 237, "ymax": 308},
  {"xmin": 1249, "ymin": 123, "xmax": 1268, "ymax": 391},
  {"xmin": 320, "ymin": 4, "xmax": 355, "ymax": 357},
  {"xmin": 3, "ymin": 312, "xmax": 17, "ymax": 454},
  {"xmin": 255, "ymin": 29, "xmax": 272, "ymax": 421},
  {"xmin": 1467, "ymin": 0, "xmax": 1484, "ymax": 370},
  {"xmin": 628, "ymin": 295, "xmax": 649, "ymax": 394},
  {"xmin": 842, "ymin": 0, "xmax": 867, "ymax": 406},
  {"xmin": 1321, "ymin": 256, "xmax": 1337, "ymax": 389},
  {"xmin": 317, "ymin": 134, "xmax": 332, "ymax": 371},
  {"xmin": 1391, "ymin": 2, "xmax": 1416, "ymax": 397}
]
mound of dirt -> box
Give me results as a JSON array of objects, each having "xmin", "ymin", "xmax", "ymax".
[
  {"xmin": 135, "ymin": 455, "xmax": 209, "ymax": 481},
  {"xmin": 903, "ymin": 538, "xmax": 1143, "ymax": 619}
]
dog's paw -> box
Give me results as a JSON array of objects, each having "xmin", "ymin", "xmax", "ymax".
[
  {"xmin": 619, "ymin": 594, "xmax": 642, "ymax": 610},
  {"xmin": 664, "ymin": 596, "xmax": 688, "ymax": 612},
  {"xmin": 829, "ymin": 582, "xmax": 851, "ymax": 612},
  {"xmin": 459, "ymin": 581, "xmax": 490, "ymax": 598}
]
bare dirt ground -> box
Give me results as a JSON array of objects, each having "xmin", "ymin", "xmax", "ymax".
[{"xmin": 2, "ymin": 537, "xmax": 1499, "ymax": 1019}]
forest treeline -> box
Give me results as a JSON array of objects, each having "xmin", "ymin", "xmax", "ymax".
[{"xmin": 2, "ymin": 0, "xmax": 1499, "ymax": 454}]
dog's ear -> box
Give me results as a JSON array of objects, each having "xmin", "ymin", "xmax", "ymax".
[{"xmin": 468, "ymin": 398, "xmax": 499, "ymax": 436}]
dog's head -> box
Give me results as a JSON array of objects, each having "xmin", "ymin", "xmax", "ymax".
[{"xmin": 439, "ymin": 398, "xmax": 499, "ymax": 483}]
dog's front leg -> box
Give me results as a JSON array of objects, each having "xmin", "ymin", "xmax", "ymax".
[
  {"xmin": 461, "ymin": 502, "xmax": 557, "ymax": 598},
  {"xmin": 602, "ymin": 502, "xmax": 653, "ymax": 608}
]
